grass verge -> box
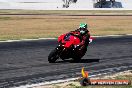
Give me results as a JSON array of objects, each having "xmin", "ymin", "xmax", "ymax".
[
  {"xmin": 0, "ymin": 10, "xmax": 132, "ymax": 41},
  {"xmin": 35, "ymin": 70, "xmax": 132, "ymax": 88}
]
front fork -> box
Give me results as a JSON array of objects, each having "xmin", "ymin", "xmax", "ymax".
[{"xmin": 56, "ymin": 44, "xmax": 66, "ymax": 57}]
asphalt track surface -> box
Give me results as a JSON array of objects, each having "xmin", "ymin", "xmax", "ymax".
[{"xmin": 0, "ymin": 36, "xmax": 132, "ymax": 88}]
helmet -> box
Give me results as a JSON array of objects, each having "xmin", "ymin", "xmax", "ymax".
[
  {"xmin": 79, "ymin": 23, "xmax": 88, "ymax": 35},
  {"xmin": 79, "ymin": 23, "xmax": 88, "ymax": 29}
]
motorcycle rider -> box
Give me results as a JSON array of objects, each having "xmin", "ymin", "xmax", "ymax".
[
  {"xmin": 56, "ymin": 23, "xmax": 92, "ymax": 62},
  {"xmin": 70, "ymin": 23, "xmax": 91, "ymax": 50}
]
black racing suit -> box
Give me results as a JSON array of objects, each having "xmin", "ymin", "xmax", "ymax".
[
  {"xmin": 70, "ymin": 28, "xmax": 90, "ymax": 50},
  {"xmin": 68, "ymin": 28, "xmax": 91, "ymax": 58},
  {"xmin": 75, "ymin": 28, "xmax": 90, "ymax": 47}
]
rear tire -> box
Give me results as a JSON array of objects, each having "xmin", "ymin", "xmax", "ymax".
[{"xmin": 48, "ymin": 49, "xmax": 59, "ymax": 63}]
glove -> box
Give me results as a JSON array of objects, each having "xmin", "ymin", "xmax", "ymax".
[
  {"xmin": 89, "ymin": 38, "xmax": 93, "ymax": 43},
  {"xmin": 74, "ymin": 45, "xmax": 80, "ymax": 48}
]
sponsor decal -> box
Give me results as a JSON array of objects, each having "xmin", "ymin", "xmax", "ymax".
[{"xmin": 80, "ymin": 67, "xmax": 131, "ymax": 86}]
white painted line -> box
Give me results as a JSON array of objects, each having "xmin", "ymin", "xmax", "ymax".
[
  {"xmin": 0, "ymin": 38, "xmax": 57, "ymax": 43},
  {"xmin": 92, "ymin": 34, "xmax": 130, "ymax": 37},
  {"xmin": 14, "ymin": 65, "xmax": 132, "ymax": 88},
  {"xmin": 0, "ymin": 34, "xmax": 132, "ymax": 43},
  {"xmin": 13, "ymin": 77, "xmax": 79, "ymax": 88},
  {"xmin": 126, "ymin": 34, "xmax": 132, "ymax": 36},
  {"xmin": 14, "ymin": 75, "xmax": 93, "ymax": 88}
]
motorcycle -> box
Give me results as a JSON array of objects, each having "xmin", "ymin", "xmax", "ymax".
[{"xmin": 48, "ymin": 32, "xmax": 93, "ymax": 63}]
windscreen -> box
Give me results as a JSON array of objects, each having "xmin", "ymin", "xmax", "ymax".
[{"xmin": 64, "ymin": 33, "xmax": 71, "ymax": 41}]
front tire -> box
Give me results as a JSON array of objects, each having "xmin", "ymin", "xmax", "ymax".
[{"xmin": 48, "ymin": 49, "xmax": 59, "ymax": 63}]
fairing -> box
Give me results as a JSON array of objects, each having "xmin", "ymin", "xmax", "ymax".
[{"xmin": 58, "ymin": 33, "xmax": 81, "ymax": 48}]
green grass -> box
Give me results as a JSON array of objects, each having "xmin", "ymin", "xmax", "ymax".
[
  {"xmin": 0, "ymin": 17, "xmax": 12, "ymax": 20},
  {"xmin": 70, "ymin": 75, "xmax": 132, "ymax": 88},
  {"xmin": 73, "ymin": 86, "xmax": 132, "ymax": 88},
  {"xmin": 46, "ymin": 71, "xmax": 132, "ymax": 88}
]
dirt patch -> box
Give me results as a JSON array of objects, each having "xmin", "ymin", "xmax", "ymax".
[{"xmin": 0, "ymin": 15, "xmax": 132, "ymax": 40}]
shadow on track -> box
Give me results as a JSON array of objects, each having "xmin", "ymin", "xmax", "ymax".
[{"xmin": 55, "ymin": 59, "xmax": 100, "ymax": 63}]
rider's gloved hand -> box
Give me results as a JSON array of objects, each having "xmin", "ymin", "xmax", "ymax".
[
  {"xmin": 74, "ymin": 45, "xmax": 80, "ymax": 48},
  {"xmin": 89, "ymin": 38, "xmax": 93, "ymax": 43}
]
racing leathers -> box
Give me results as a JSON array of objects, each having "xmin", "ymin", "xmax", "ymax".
[{"xmin": 70, "ymin": 28, "xmax": 91, "ymax": 50}]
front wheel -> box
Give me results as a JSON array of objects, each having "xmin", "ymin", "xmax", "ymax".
[{"xmin": 48, "ymin": 49, "xmax": 59, "ymax": 63}]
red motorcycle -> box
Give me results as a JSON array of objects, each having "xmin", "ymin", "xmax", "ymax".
[{"xmin": 48, "ymin": 32, "xmax": 92, "ymax": 63}]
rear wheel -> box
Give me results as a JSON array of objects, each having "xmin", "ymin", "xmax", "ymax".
[
  {"xmin": 72, "ymin": 47, "xmax": 87, "ymax": 62},
  {"xmin": 48, "ymin": 49, "xmax": 59, "ymax": 63}
]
